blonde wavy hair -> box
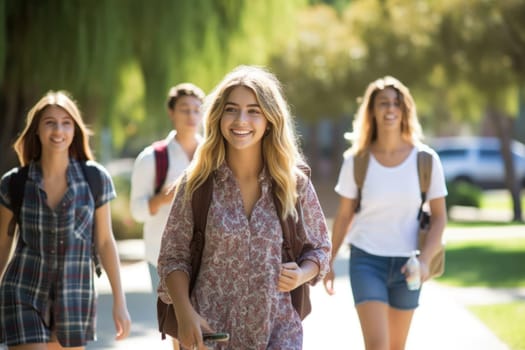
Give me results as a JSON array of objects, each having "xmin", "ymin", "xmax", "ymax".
[
  {"xmin": 14, "ymin": 90, "xmax": 94, "ymax": 166},
  {"xmin": 348, "ymin": 76, "xmax": 423, "ymax": 156},
  {"xmin": 184, "ymin": 65, "xmax": 306, "ymax": 220}
]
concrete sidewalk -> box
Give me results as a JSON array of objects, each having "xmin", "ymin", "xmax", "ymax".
[
  {"xmin": 83, "ymin": 233, "xmax": 516, "ymax": 350},
  {"xmin": 302, "ymin": 247, "xmax": 510, "ymax": 350}
]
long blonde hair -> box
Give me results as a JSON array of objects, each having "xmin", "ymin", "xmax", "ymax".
[
  {"xmin": 349, "ymin": 76, "xmax": 423, "ymax": 156},
  {"xmin": 14, "ymin": 91, "xmax": 94, "ymax": 166},
  {"xmin": 185, "ymin": 65, "xmax": 306, "ymax": 220}
]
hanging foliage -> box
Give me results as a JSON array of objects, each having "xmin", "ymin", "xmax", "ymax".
[{"xmin": 0, "ymin": 0, "xmax": 307, "ymax": 173}]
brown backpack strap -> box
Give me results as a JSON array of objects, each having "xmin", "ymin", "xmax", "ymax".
[
  {"xmin": 417, "ymin": 150, "xmax": 433, "ymax": 219},
  {"xmin": 272, "ymin": 164, "xmax": 310, "ymax": 262},
  {"xmin": 189, "ymin": 174, "xmax": 214, "ymax": 291},
  {"xmin": 157, "ymin": 174, "xmax": 214, "ymax": 340},
  {"xmin": 271, "ymin": 164, "xmax": 313, "ymax": 319},
  {"xmin": 353, "ymin": 150, "xmax": 370, "ymax": 213}
]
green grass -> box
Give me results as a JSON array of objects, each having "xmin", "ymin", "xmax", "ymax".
[
  {"xmin": 437, "ymin": 238, "xmax": 525, "ymax": 288},
  {"xmin": 469, "ymin": 302, "xmax": 525, "ymax": 350},
  {"xmin": 480, "ymin": 190, "xmax": 525, "ymax": 211},
  {"xmin": 447, "ymin": 221, "xmax": 519, "ymax": 228},
  {"xmin": 437, "ymin": 236, "xmax": 525, "ymax": 349},
  {"xmin": 448, "ymin": 189, "xmax": 525, "ymax": 226}
]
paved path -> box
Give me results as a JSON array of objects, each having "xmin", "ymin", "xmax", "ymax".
[
  {"xmin": 3, "ymin": 224, "xmax": 521, "ymax": 349},
  {"xmin": 86, "ymin": 257, "xmax": 511, "ymax": 350},
  {"xmin": 83, "ymin": 225, "xmax": 525, "ymax": 350}
]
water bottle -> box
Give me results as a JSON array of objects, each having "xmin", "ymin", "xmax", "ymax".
[{"xmin": 406, "ymin": 250, "xmax": 421, "ymax": 290}]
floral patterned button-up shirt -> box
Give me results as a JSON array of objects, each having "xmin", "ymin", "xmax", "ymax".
[{"xmin": 158, "ymin": 163, "xmax": 331, "ymax": 350}]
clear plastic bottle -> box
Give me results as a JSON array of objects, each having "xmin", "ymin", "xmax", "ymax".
[{"xmin": 405, "ymin": 250, "xmax": 421, "ymax": 290}]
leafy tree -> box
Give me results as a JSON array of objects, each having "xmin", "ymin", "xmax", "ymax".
[
  {"xmin": 433, "ymin": 0, "xmax": 525, "ymax": 221},
  {"xmin": 271, "ymin": 0, "xmax": 525, "ymax": 221},
  {"xmin": 270, "ymin": 5, "xmax": 361, "ymax": 171},
  {"xmin": 0, "ymin": 0, "xmax": 130, "ymax": 171},
  {"xmin": 0, "ymin": 0, "xmax": 307, "ymax": 174}
]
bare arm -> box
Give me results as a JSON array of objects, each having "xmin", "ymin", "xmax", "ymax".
[
  {"xmin": 323, "ymin": 196, "xmax": 355, "ymax": 295},
  {"xmin": 148, "ymin": 189, "xmax": 175, "ymax": 215},
  {"xmin": 278, "ymin": 259, "xmax": 320, "ymax": 292},
  {"xmin": 165, "ymin": 270, "xmax": 212, "ymax": 349},
  {"xmin": 95, "ymin": 203, "xmax": 131, "ymax": 340},
  {"xmin": 419, "ymin": 196, "xmax": 447, "ymax": 281},
  {"xmin": 0, "ymin": 205, "xmax": 14, "ymax": 280}
]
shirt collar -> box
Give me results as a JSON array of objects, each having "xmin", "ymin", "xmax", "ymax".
[
  {"xmin": 214, "ymin": 162, "xmax": 271, "ymax": 187},
  {"xmin": 28, "ymin": 158, "xmax": 85, "ymax": 189}
]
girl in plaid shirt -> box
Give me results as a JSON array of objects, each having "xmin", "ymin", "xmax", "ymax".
[{"xmin": 0, "ymin": 91, "xmax": 131, "ymax": 348}]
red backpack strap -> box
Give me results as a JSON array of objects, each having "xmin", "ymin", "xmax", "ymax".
[{"xmin": 153, "ymin": 140, "xmax": 169, "ymax": 194}]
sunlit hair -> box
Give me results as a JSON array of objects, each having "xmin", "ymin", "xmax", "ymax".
[
  {"xmin": 13, "ymin": 90, "xmax": 94, "ymax": 166},
  {"xmin": 184, "ymin": 65, "xmax": 306, "ymax": 220},
  {"xmin": 348, "ymin": 76, "xmax": 423, "ymax": 156},
  {"xmin": 167, "ymin": 82, "xmax": 205, "ymax": 110}
]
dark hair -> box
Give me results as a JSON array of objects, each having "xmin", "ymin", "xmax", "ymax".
[{"xmin": 166, "ymin": 83, "xmax": 205, "ymax": 110}]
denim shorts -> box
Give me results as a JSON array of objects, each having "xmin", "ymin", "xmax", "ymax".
[{"xmin": 349, "ymin": 245, "xmax": 421, "ymax": 310}]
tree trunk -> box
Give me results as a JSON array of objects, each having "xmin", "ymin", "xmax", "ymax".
[
  {"xmin": 0, "ymin": 84, "xmax": 27, "ymax": 174},
  {"xmin": 487, "ymin": 107, "xmax": 523, "ymax": 222},
  {"xmin": 515, "ymin": 82, "xmax": 525, "ymax": 144}
]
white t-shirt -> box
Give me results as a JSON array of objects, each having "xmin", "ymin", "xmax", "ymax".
[
  {"xmin": 334, "ymin": 146, "xmax": 448, "ymax": 257},
  {"xmin": 130, "ymin": 130, "xmax": 202, "ymax": 265}
]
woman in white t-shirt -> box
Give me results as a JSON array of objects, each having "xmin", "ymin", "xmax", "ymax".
[{"xmin": 323, "ymin": 76, "xmax": 448, "ymax": 350}]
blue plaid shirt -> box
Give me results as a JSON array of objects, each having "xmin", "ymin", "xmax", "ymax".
[{"xmin": 0, "ymin": 159, "xmax": 115, "ymax": 346}]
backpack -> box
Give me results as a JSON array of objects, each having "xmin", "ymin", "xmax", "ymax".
[
  {"xmin": 157, "ymin": 165, "xmax": 312, "ymax": 340},
  {"xmin": 152, "ymin": 140, "xmax": 169, "ymax": 194},
  {"xmin": 353, "ymin": 148, "xmax": 445, "ymax": 278},
  {"xmin": 8, "ymin": 161, "xmax": 104, "ymax": 277},
  {"xmin": 352, "ymin": 149, "xmax": 432, "ymax": 213}
]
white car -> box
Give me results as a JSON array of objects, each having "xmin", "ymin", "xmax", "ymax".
[{"xmin": 431, "ymin": 136, "xmax": 525, "ymax": 189}]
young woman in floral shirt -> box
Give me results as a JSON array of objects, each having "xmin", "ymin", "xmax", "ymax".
[{"xmin": 158, "ymin": 66, "xmax": 331, "ymax": 350}]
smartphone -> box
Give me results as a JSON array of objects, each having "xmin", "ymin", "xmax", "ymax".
[{"xmin": 203, "ymin": 332, "xmax": 230, "ymax": 342}]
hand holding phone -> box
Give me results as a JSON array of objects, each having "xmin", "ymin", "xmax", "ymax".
[{"xmin": 203, "ymin": 332, "xmax": 230, "ymax": 342}]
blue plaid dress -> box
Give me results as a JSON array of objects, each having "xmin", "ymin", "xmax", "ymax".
[{"xmin": 0, "ymin": 159, "xmax": 116, "ymax": 347}]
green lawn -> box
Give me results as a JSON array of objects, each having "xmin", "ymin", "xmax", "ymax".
[
  {"xmin": 469, "ymin": 302, "xmax": 525, "ymax": 350},
  {"xmin": 480, "ymin": 190, "xmax": 525, "ymax": 211},
  {"xmin": 447, "ymin": 220, "xmax": 518, "ymax": 228},
  {"xmin": 437, "ymin": 236, "xmax": 525, "ymax": 349},
  {"xmin": 437, "ymin": 238, "xmax": 525, "ymax": 288}
]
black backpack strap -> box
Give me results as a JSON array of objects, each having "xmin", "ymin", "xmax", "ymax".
[
  {"xmin": 153, "ymin": 140, "xmax": 169, "ymax": 194},
  {"xmin": 79, "ymin": 161, "xmax": 104, "ymax": 278},
  {"xmin": 7, "ymin": 166, "xmax": 29, "ymax": 236},
  {"xmin": 80, "ymin": 162, "xmax": 103, "ymax": 206}
]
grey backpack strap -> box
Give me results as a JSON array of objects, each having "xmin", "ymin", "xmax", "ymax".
[{"xmin": 353, "ymin": 150, "xmax": 370, "ymax": 213}]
